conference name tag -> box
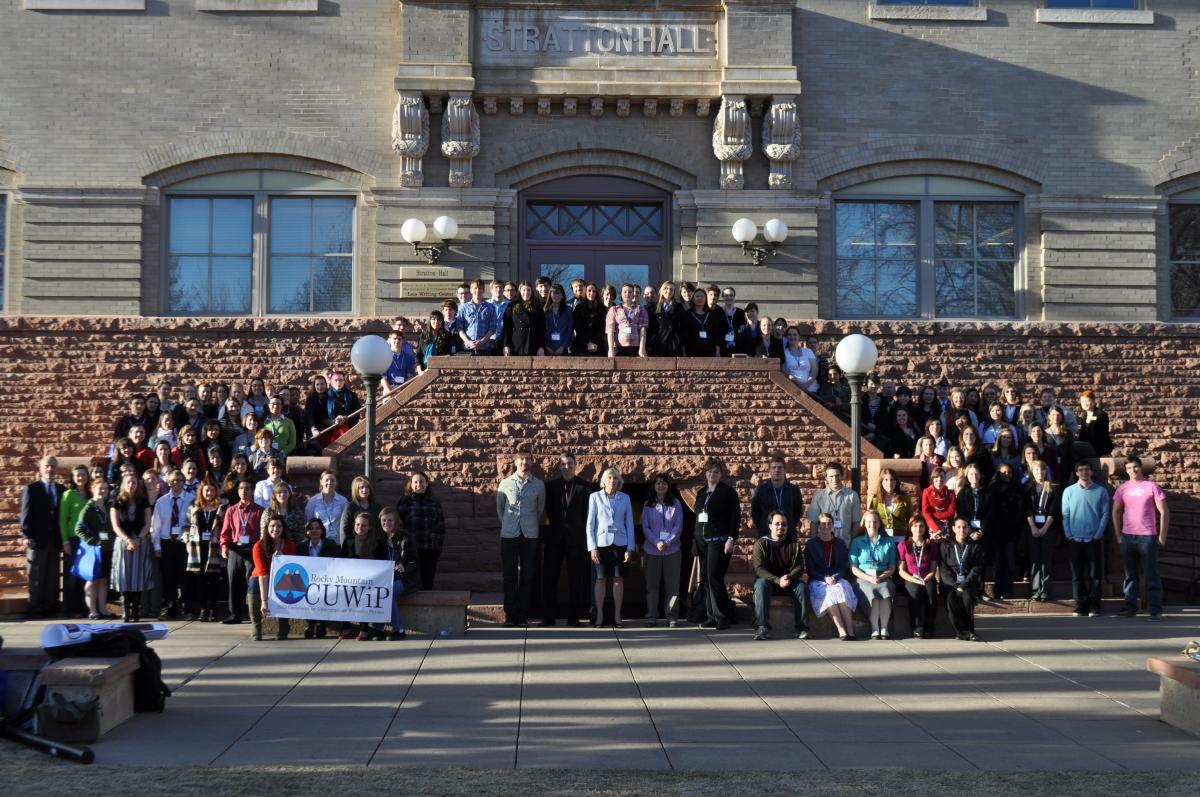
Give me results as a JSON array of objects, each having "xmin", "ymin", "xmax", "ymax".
[
  {"xmin": 238, "ymin": 535, "xmax": 250, "ymax": 545},
  {"xmin": 551, "ymin": 332, "xmax": 561, "ymax": 342},
  {"xmin": 1034, "ymin": 514, "xmax": 1046, "ymax": 524},
  {"xmin": 99, "ymin": 532, "xmax": 110, "ymax": 541},
  {"xmin": 659, "ymin": 531, "xmax": 671, "ymax": 542},
  {"xmin": 697, "ymin": 512, "xmax": 708, "ymax": 524},
  {"xmin": 201, "ymin": 532, "xmax": 211, "ymax": 541},
  {"xmin": 970, "ymin": 519, "xmax": 981, "ymax": 529},
  {"xmin": 268, "ymin": 555, "xmax": 393, "ymax": 624},
  {"xmin": 724, "ymin": 333, "xmax": 735, "ymax": 344}
]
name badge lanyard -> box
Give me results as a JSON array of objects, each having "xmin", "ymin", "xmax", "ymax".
[
  {"xmin": 824, "ymin": 540, "xmax": 836, "ymax": 571},
  {"xmin": 955, "ymin": 542, "xmax": 971, "ymax": 578},
  {"xmin": 692, "ymin": 310, "xmax": 711, "ymax": 337},
  {"xmin": 913, "ymin": 543, "xmax": 925, "ymax": 576},
  {"xmin": 698, "ymin": 490, "xmax": 715, "ymax": 535}
]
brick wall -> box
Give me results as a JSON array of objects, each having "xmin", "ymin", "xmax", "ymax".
[{"xmin": 2, "ymin": 317, "xmax": 1198, "ymax": 592}]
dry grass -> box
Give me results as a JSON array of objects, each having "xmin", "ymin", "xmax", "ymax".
[{"xmin": 1, "ymin": 744, "xmax": 1196, "ymax": 797}]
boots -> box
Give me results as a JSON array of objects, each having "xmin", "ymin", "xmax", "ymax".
[
  {"xmin": 122, "ymin": 593, "xmax": 133, "ymax": 623},
  {"xmin": 276, "ymin": 619, "xmax": 289, "ymax": 641},
  {"xmin": 130, "ymin": 594, "xmax": 142, "ymax": 623},
  {"xmin": 249, "ymin": 597, "xmax": 264, "ymax": 641}
]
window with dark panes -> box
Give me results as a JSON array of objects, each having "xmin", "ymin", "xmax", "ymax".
[
  {"xmin": 269, "ymin": 197, "xmax": 354, "ymax": 314},
  {"xmin": 834, "ymin": 176, "xmax": 1021, "ymax": 319},
  {"xmin": 164, "ymin": 170, "xmax": 356, "ymax": 316},
  {"xmin": 1169, "ymin": 204, "xmax": 1200, "ymax": 318}
]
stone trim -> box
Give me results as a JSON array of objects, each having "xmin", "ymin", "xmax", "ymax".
[
  {"xmin": 868, "ymin": 4, "xmax": 988, "ymax": 23},
  {"xmin": 1036, "ymin": 9, "xmax": 1154, "ymax": 26},
  {"xmin": 197, "ymin": 0, "xmax": 318, "ymax": 11},
  {"xmin": 138, "ymin": 131, "xmax": 387, "ymax": 185},
  {"xmin": 812, "ymin": 137, "xmax": 1045, "ymax": 188},
  {"xmin": 495, "ymin": 149, "xmax": 697, "ymax": 192},
  {"xmin": 15, "ymin": 187, "xmax": 153, "ymax": 206},
  {"xmin": 24, "ymin": 0, "xmax": 144, "ymax": 9},
  {"xmin": 142, "ymin": 154, "xmax": 374, "ymax": 192}
]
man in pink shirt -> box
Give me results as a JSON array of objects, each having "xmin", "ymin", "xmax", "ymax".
[{"xmin": 1112, "ymin": 455, "xmax": 1169, "ymax": 621}]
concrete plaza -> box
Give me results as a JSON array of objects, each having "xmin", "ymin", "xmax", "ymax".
[{"xmin": 1, "ymin": 612, "xmax": 1198, "ymax": 772}]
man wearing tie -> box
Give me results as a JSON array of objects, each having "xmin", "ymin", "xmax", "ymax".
[
  {"xmin": 540, "ymin": 453, "xmax": 596, "ymax": 627},
  {"xmin": 20, "ymin": 455, "xmax": 65, "ymax": 618},
  {"xmin": 151, "ymin": 469, "xmax": 195, "ymax": 619}
]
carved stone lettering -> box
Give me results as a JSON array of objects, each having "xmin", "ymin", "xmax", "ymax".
[
  {"xmin": 478, "ymin": 11, "xmax": 718, "ymax": 62},
  {"xmin": 391, "ymin": 92, "xmax": 429, "ymax": 188}
]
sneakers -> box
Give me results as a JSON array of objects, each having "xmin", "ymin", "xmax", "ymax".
[
  {"xmin": 668, "ymin": 620, "xmax": 679, "ymax": 628},
  {"xmin": 880, "ymin": 630, "xmax": 890, "ymax": 640},
  {"xmin": 870, "ymin": 631, "xmax": 881, "ymax": 640},
  {"xmin": 355, "ymin": 630, "xmax": 371, "ymax": 641},
  {"xmin": 1087, "ymin": 611, "xmax": 1100, "ymax": 617},
  {"xmin": 794, "ymin": 629, "xmax": 809, "ymax": 640},
  {"xmin": 1072, "ymin": 610, "xmax": 1086, "ymax": 617},
  {"xmin": 1147, "ymin": 613, "xmax": 1163, "ymax": 622},
  {"xmin": 753, "ymin": 626, "xmax": 768, "ymax": 641}
]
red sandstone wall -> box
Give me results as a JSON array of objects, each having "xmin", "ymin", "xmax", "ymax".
[{"xmin": 3, "ymin": 317, "xmax": 1198, "ymax": 592}]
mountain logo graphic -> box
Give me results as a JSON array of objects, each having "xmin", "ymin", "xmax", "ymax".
[{"xmin": 273, "ymin": 563, "xmax": 310, "ymax": 605}]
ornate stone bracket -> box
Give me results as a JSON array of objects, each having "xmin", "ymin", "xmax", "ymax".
[
  {"xmin": 391, "ymin": 92, "xmax": 429, "ymax": 188},
  {"xmin": 441, "ymin": 93, "xmax": 481, "ymax": 188},
  {"xmin": 762, "ymin": 95, "xmax": 800, "ymax": 190},
  {"xmin": 712, "ymin": 95, "xmax": 752, "ymax": 190}
]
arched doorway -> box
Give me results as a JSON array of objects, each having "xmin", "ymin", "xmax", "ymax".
[{"xmin": 519, "ymin": 175, "xmax": 671, "ymax": 290}]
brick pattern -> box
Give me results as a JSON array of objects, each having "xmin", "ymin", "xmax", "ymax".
[{"xmin": 4, "ymin": 317, "xmax": 1199, "ymax": 593}]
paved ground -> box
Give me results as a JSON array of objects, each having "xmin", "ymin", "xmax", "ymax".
[{"xmin": 2, "ymin": 611, "xmax": 1198, "ymax": 772}]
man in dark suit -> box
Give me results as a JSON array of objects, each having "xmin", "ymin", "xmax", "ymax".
[
  {"xmin": 540, "ymin": 452, "xmax": 596, "ymax": 626},
  {"xmin": 20, "ymin": 455, "xmax": 66, "ymax": 618}
]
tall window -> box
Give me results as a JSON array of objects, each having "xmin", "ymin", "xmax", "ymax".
[
  {"xmin": 834, "ymin": 176, "xmax": 1020, "ymax": 319},
  {"xmin": 877, "ymin": 1, "xmax": 973, "ymax": 5},
  {"xmin": 0, "ymin": 194, "xmax": 6, "ymax": 312},
  {"xmin": 164, "ymin": 170, "xmax": 355, "ymax": 315},
  {"xmin": 1168, "ymin": 197, "xmax": 1200, "ymax": 319}
]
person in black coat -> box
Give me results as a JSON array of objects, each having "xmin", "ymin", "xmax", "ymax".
[
  {"xmin": 1077, "ymin": 390, "xmax": 1113, "ymax": 457},
  {"xmin": 572, "ymin": 286, "xmax": 607, "ymax": 355},
  {"xmin": 693, "ymin": 459, "xmax": 741, "ymax": 629},
  {"xmin": 682, "ymin": 292, "xmax": 721, "ymax": 357},
  {"xmin": 299, "ymin": 516, "xmax": 340, "ymax": 639},
  {"xmin": 503, "ymin": 282, "xmax": 546, "ymax": 356},
  {"xmin": 539, "ymin": 453, "xmax": 597, "ymax": 626},
  {"xmin": 985, "ymin": 464, "xmax": 1028, "ymax": 600},
  {"xmin": 20, "ymin": 455, "xmax": 66, "ymax": 618},
  {"xmin": 380, "ymin": 507, "xmax": 421, "ymax": 640},
  {"xmin": 940, "ymin": 516, "xmax": 986, "ymax": 641},
  {"xmin": 649, "ymin": 285, "xmax": 685, "ymax": 357}
]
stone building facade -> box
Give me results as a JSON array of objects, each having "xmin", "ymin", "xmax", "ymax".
[{"xmin": 3, "ymin": 2, "xmax": 1200, "ymax": 593}]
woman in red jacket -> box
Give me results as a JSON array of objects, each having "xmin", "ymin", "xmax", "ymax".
[
  {"xmin": 250, "ymin": 513, "xmax": 296, "ymax": 642},
  {"xmin": 921, "ymin": 467, "xmax": 957, "ymax": 539}
]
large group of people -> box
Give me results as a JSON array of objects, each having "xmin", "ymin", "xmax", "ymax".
[{"xmin": 15, "ymin": 283, "xmax": 1172, "ymax": 641}]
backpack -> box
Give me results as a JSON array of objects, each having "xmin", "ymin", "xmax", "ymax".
[{"xmin": 46, "ymin": 628, "xmax": 171, "ymax": 713}]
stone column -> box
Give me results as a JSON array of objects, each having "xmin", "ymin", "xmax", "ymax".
[
  {"xmin": 712, "ymin": 95, "xmax": 752, "ymax": 190},
  {"xmin": 762, "ymin": 96, "xmax": 800, "ymax": 190},
  {"xmin": 441, "ymin": 92, "xmax": 481, "ymax": 188},
  {"xmin": 391, "ymin": 92, "xmax": 429, "ymax": 188}
]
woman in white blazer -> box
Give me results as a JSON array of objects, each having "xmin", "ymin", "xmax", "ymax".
[{"xmin": 586, "ymin": 467, "xmax": 636, "ymax": 628}]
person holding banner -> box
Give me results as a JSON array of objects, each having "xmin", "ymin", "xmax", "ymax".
[
  {"xmin": 380, "ymin": 507, "xmax": 421, "ymax": 640},
  {"xmin": 299, "ymin": 517, "xmax": 339, "ymax": 639},
  {"xmin": 73, "ymin": 478, "xmax": 115, "ymax": 619},
  {"xmin": 340, "ymin": 511, "xmax": 388, "ymax": 640},
  {"xmin": 251, "ymin": 513, "xmax": 296, "ymax": 641},
  {"xmin": 496, "ymin": 451, "xmax": 545, "ymax": 627},
  {"xmin": 340, "ymin": 477, "xmax": 382, "ymax": 550}
]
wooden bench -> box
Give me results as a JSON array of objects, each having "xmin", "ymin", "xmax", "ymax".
[
  {"xmin": 261, "ymin": 590, "xmax": 471, "ymax": 637},
  {"xmin": 1146, "ymin": 655, "xmax": 1200, "ymax": 738},
  {"xmin": 38, "ymin": 654, "xmax": 141, "ymax": 742}
]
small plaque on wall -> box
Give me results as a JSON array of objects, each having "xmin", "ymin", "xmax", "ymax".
[
  {"xmin": 397, "ymin": 266, "xmax": 465, "ymax": 281},
  {"xmin": 397, "ymin": 281, "xmax": 462, "ymax": 299}
]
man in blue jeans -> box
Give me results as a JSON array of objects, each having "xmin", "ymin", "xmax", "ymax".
[
  {"xmin": 751, "ymin": 511, "xmax": 810, "ymax": 640},
  {"xmin": 1061, "ymin": 461, "xmax": 1111, "ymax": 617},
  {"xmin": 1112, "ymin": 455, "xmax": 1170, "ymax": 621}
]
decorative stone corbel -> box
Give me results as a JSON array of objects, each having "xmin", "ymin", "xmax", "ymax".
[
  {"xmin": 482, "ymin": 97, "xmax": 498, "ymax": 116},
  {"xmin": 441, "ymin": 93, "xmax": 480, "ymax": 188},
  {"xmin": 712, "ymin": 95, "xmax": 752, "ymax": 190},
  {"xmin": 643, "ymin": 99, "xmax": 657, "ymax": 118},
  {"xmin": 616, "ymin": 99, "xmax": 630, "ymax": 118},
  {"xmin": 391, "ymin": 92, "xmax": 429, "ymax": 188},
  {"xmin": 510, "ymin": 97, "xmax": 524, "ymax": 115},
  {"xmin": 537, "ymin": 98, "xmax": 551, "ymax": 116},
  {"xmin": 762, "ymin": 96, "xmax": 801, "ymax": 190},
  {"xmin": 696, "ymin": 99, "xmax": 711, "ymax": 117},
  {"xmin": 669, "ymin": 99, "xmax": 684, "ymax": 117},
  {"xmin": 563, "ymin": 98, "xmax": 577, "ymax": 116},
  {"xmin": 590, "ymin": 98, "xmax": 604, "ymax": 117}
]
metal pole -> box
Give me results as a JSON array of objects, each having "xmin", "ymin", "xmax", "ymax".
[
  {"xmin": 848, "ymin": 372, "xmax": 863, "ymax": 496},
  {"xmin": 363, "ymin": 374, "xmax": 379, "ymax": 483}
]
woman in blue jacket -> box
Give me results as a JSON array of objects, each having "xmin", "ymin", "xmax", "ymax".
[{"xmin": 585, "ymin": 467, "xmax": 636, "ymax": 628}]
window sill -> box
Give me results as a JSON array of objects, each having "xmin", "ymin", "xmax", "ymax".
[
  {"xmin": 197, "ymin": 0, "xmax": 319, "ymax": 11},
  {"xmin": 24, "ymin": 0, "xmax": 144, "ymax": 10},
  {"xmin": 1035, "ymin": 9, "xmax": 1154, "ymax": 26},
  {"xmin": 869, "ymin": 5, "xmax": 988, "ymax": 22}
]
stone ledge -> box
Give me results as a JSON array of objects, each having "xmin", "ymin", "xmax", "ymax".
[
  {"xmin": 1148, "ymin": 655, "xmax": 1200, "ymax": 690},
  {"xmin": 24, "ymin": 0, "xmax": 144, "ymax": 9},
  {"xmin": 197, "ymin": 0, "xmax": 318, "ymax": 11},
  {"xmin": 1036, "ymin": 9, "xmax": 1154, "ymax": 26},
  {"xmin": 868, "ymin": 4, "xmax": 988, "ymax": 23}
]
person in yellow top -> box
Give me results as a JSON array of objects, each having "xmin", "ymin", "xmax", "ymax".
[{"xmin": 867, "ymin": 467, "xmax": 913, "ymax": 543}]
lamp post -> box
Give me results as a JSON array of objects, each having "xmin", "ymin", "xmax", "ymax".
[
  {"xmin": 350, "ymin": 334, "xmax": 393, "ymax": 482},
  {"xmin": 835, "ymin": 333, "xmax": 879, "ymax": 497},
  {"xmin": 401, "ymin": 215, "xmax": 459, "ymax": 264},
  {"xmin": 730, "ymin": 217, "xmax": 789, "ymax": 265}
]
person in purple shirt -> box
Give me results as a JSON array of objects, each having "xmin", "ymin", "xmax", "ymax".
[{"xmin": 641, "ymin": 474, "xmax": 683, "ymax": 627}]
